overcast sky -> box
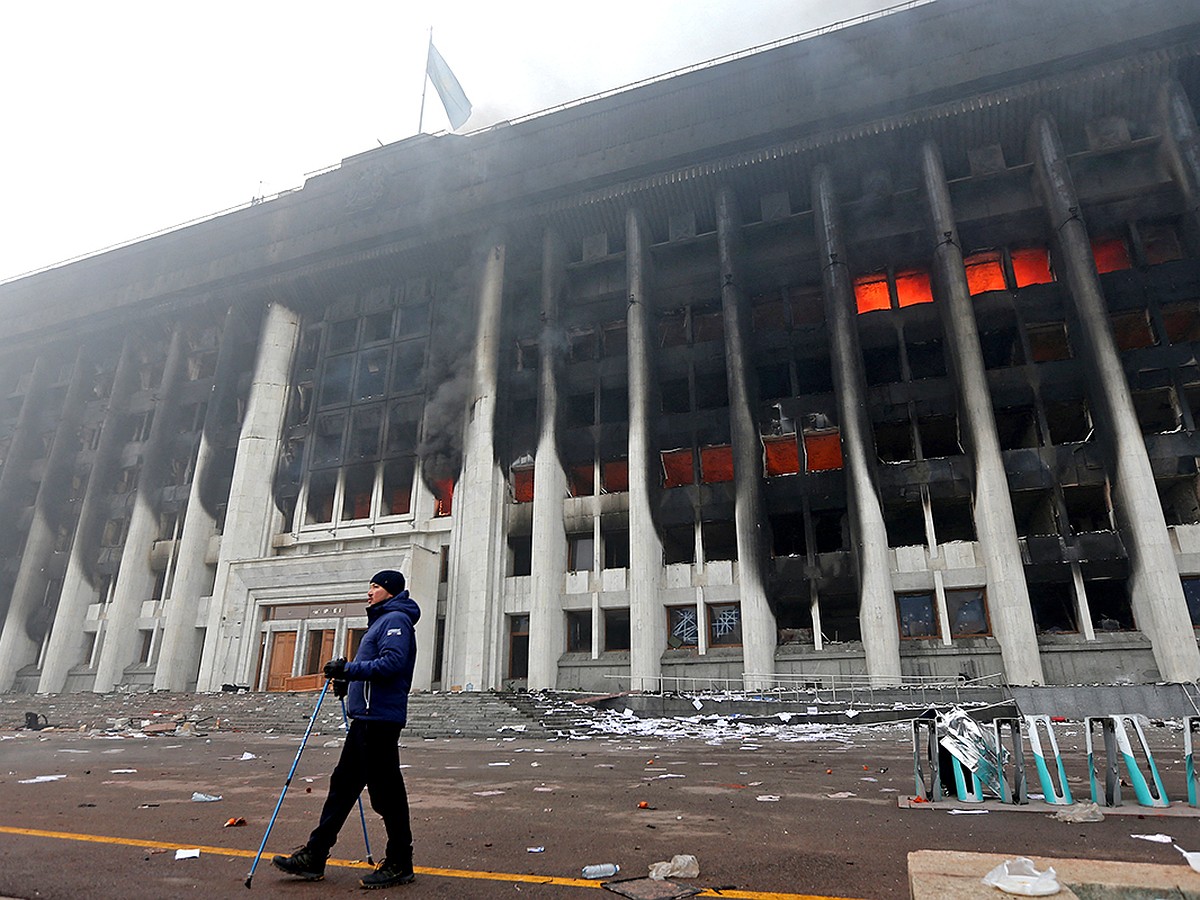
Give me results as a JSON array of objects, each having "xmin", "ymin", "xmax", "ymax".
[{"xmin": 1, "ymin": 0, "xmax": 904, "ymax": 283}]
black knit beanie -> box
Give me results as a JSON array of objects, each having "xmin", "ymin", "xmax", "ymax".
[{"xmin": 370, "ymin": 570, "xmax": 406, "ymax": 597}]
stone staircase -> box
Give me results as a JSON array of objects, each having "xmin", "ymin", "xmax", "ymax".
[{"xmin": 0, "ymin": 689, "xmax": 599, "ymax": 739}]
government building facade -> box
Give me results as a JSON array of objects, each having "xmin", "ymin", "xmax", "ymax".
[{"xmin": 3, "ymin": 0, "xmax": 1200, "ymax": 695}]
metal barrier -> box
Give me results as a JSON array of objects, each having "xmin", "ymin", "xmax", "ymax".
[
  {"xmin": 990, "ymin": 718, "xmax": 1028, "ymax": 805},
  {"xmin": 1186, "ymin": 716, "xmax": 1200, "ymax": 807},
  {"xmin": 1085, "ymin": 715, "xmax": 1168, "ymax": 808},
  {"xmin": 1024, "ymin": 715, "xmax": 1072, "ymax": 805},
  {"xmin": 912, "ymin": 717, "xmax": 943, "ymax": 801}
]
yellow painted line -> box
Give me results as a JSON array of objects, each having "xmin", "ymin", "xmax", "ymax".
[{"xmin": 0, "ymin": 824, "xmax": 862, "ymax": 900}]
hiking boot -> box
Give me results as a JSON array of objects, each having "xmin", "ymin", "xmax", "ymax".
[
  {"xmin": 272, "ymin": 845, "xmax": 327, "ymax": 880},
  {"xmin": 360, "ymin": 858, "xmax": 415, "ymax": 889}
]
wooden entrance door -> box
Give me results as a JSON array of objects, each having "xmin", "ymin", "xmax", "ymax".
[{"xmin": 266, "ymin": 631, "xmax": 297, "ymax": 692}]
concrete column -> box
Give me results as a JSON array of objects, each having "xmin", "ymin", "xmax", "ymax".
[
  {"xmin": 626, "ymin": 208, "xmax": 665, "ymax": 691},
  {"xmin": 1158, "ymin": 79, "xmax": 1200, "ymax": 250},
  {"xmin": 527, "ymin": 230, "xmax": 570, "ymax": 689},
  {"xmin": 715, "ymin": 186, "xmax": 777, "ymax": 688},
  {"xmin": 39, "ymin": 338, "xmax": 139, "ymax": 693},
  {"xmin": 196, "ymin": 300, "xmax": 300, "ymax": 691},
  {"xmin": 811, "ymin": 165, "xmax": 901, "ymax": 686},
  {"xmin": 155, "ymin": 304, "xmax": 255, "ymax": 691},
  {"xmin": 1029, "ymin": 113, "xmax": 1200, "ymax": 682},
  {"xmin": 0, "ymin": 356, "xmax": 53, "ymax": 598},
  {"xmin": 444, "ymin": 234, "xmax": 509, "ymax": 691},
  {"xmin": 0, "ymin": 350, "xmax": 90, "ymax": 690},
  {"xmin": 93, "ymin": 326, "xmax": 187, "ymax": 691},
  {"xmin": 920, "ymin": 141, "xmax": 1045, "ymax": 686}
]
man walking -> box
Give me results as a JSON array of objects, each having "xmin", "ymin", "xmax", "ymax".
[{"xmin": 273, "ymin": 569, "xmax": 420, "ymax": 889}]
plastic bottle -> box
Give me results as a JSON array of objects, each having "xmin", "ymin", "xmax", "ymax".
[{"xmin": 581, "ymin": 863, "xmax": 619, "ymax": 879}]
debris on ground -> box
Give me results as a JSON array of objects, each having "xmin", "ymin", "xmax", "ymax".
[
  {"xmin": 1053, "ymin": 801, "xmax": 1103, "ymax": 823},
  {"xmin": 648, "ymin": 854, "xmax": 699, "ymax": 880},
  {"xmin": 174, "ymin": 849, "xmax": 201, "ymax": 860},
  {"xmin": 190, "ymin": 792, "xmax": 222, "ymax": 802},
  {"xmin": 981, "ymin": 856, "xmax": 1059, "ymax": 896},
  {"xmin": 224, "ymin": 817, "xmax": 247, "ymax": 827}
]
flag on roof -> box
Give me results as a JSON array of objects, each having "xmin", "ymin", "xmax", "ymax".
[{"xmin": 426, "ymin": 42, "xmax": 472, "ymax": 130}]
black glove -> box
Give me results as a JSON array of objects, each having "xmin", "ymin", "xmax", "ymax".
[
  {"xmin": 333, "ymin": 678, "xmax": 349, "ymax": 699},
  {"xmin": 323, "ymin": 657, "xmax": 346, "ymax": 680}
]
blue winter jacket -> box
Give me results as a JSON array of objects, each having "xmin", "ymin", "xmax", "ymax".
[{"xmin": 344, "ymin": 590, "xmax": 420, "ymax": 725}]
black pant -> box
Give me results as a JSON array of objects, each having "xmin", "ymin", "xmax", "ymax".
[{"xmin": 308, "ymin": 718, "xmax": 412, "ymax": 864}]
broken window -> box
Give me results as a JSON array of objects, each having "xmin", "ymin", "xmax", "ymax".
[
  {"xmin": 897, "ymin": 592, "xmax": 939, "ymax": 639},
  {"xmin": 819, "ymin": 591, "xmax": 862, "ymax": 642},
  {"xmin": 964, "ymin": 251, "xmax": 1006, "ymax": 295},
  {"xmin": 569, "ymin": 329, "xmax": 597, "ymax": 363},
  {"xmin": 812, "ymin": 509, "xmax": 847, "ymax": 553},
  {"xmin": 804, "ymin": 430, "xmax": 843, "ymax": 472},
  {"xmin": 895, "ymin": 269, "xmax": 934, "ymax": 307},
  {"xmin": 601, "ymin": 458, "xmax": 628, "ymax": 493},
  {"xmin": 659, "ymin": 312, "xmax": 688, "ymax": 347},
  {"xmin": 794, "ymin": 357, "xmax": 834, "ymax": 394},
  {"xmin": 602, "ymin": 322, "xmax": 627, "ymax": 358},
  {"xmin": 764, "ymin": 435, "xmax": 800, "ymax": 476},
  {"xmin": 1027, "ymin": 322, "xmax": 1071, "ymax": 362},
  {"xmin": 568, "ymin": 462, "xmax": 594, "ymax": 497},
  {"xmin": 789, "ymin": 286, "xmax": 824, "ymax": 326},
  {"xmin": 391, "ymin": 340, "xmax": 425, "ymax": 391},
  {"xmin": 1092, "ymin": 237, "xmax": 1132, "ymax": 274},
  {"xmin": 1010, "ymin": 490, "xmax": 1058, "ymax": 537},
  {"xmin": 694, "ymin": 372, "xmax": 728, "ymax": 410},
  {"xmin": 511, "ymin": 464, "xmax": 534, "ymax": 503},
  {"xmin": 508, "ymin": 535, "xmax": 532, "ymax": 577},
  {"xmin": 667, "ymin": 606, "xmax": 699, "ymax": 648},
  {"xmin": 568, "ymin": 533, "xmax": 594, "ymax": 572},
  {"xmin": 660, "ymin": 379, "xmax": 691, "ymax": 415},
  {"xmin": 1030, "ymin": 582, "xmax": 1077, "ymax": 633},
  {"xmin": 906, "ymin": 338, "xmax": 946, "ymax": 380},
  {"xmin": 349, "ymin": 406, "xmax": 382, "ymax": 460},
  {"xmin": 341, "ymin": 464, "xmax": 374, "ymax": 520},
  {"xmin": 1087, "ymin": 578, "xmax": 1135, "ymax": 631},
  {"xmin": 312, "ymin": 412, "xmax": 346, "ymax": 467},
  {"xmin": 662, "ymin": 524, "xmax": 695, "ymax": 565},
  {"xmin": 918, "ymin": 415, "xmax": 960, "ymax": 458},
  {"xmin": 1062, "ymin": 484, "xmax": 1111, "ymax": 533},
  {"xmin": 753, "ymin": 293, "xmax": 788, "ymax": 332},
  {"xmin": 305, "ymin": 471, "xmax": 337, "ymax": 524},
  {"xmin": 101, "ymin": 517, "xmax": 125, "ymax": 547},
  {"xmin": 1139, "ymin": 222, "xmax": 1183, "ymax": 266},
  {"xmin": 885, "ymin": 501, "xmax": 926, "ymax": 547},
  {"xmin": 598, "ymin": 387, "xmax": 627, "ymax": 423},
  {"xmin": 385, "ymin": 398, "xmax": 421, "ymax": 455},
  {"xmin": 319, "ymin": 355, "xmax": 353, "ymax": 407},
  {"xmin": 875, "ymin": 420, "xmax": 915, "ymax": 463},
  {"xmin": 1011, "ymin": 247, "xmax": 1054, "ymax": 288},
  {"xmin": 566, "ymin": 610, "xmax": 591, "ymax": 652},
  {"xmin": 863, "ymin": 345, "xmax": 902, "ymax": 386},
  {"xmin": 1160, "ymin": 302, "xmax": 1200, "ymax": 345},
  {"xmin": 995, "ymin": 406, "xmax": 1040, "ymax": 450},
  {"xmin": 1158, "ymin": 477, "xmax": 1200, "ymax": 526},
  {"xmin": 932, "ymin": 497, "xmax": 975, "ymax": 543},
  {"xmin": 381, "ymin": 458, "xmax": 414, "ymax": 516},
  {"xmin": 603, "ymin": 608, "xmax": 631, "ymax": 651},
  {"xmin": 509, "ymin": 615, "xmax": 530, "ymax": 679},
  {"xmin": 362, "ymin": 310, "xmax": 393, "ymax": 344},
  {"xmin": 699, "ymin": 445, "xmax": 734, "ymax": 483},
  {"xmin": 947, "ymin": 588, "xmax": 989, "ymax": 637},
  {"xmin": 1110, "ymin": 311, "xmax": 1157, "ymax": 352},
  {"xmin": 602, "ymin": 521, "xmax": 629, "ymax": 569},
  {"xmin": 1044, "ymin": 400, "xmax": 1091, "ymax": 444},
  {"xmin": 980, "ymin": 326, "xmax": 1024, "ymax": 369},
  {"xmin": 701, "ymin": 520, "xmax": 738, "ymax": 562},
  {"xmin": 758, "ymin": 363, "xmax": 791, "ymax": 399},
  {"xmin": 854, "ymin": 273, "xmax": 891, "ymax": 314},
  {"xmin": 354, "ymin": 348, "xmax": 389, "ymax": 401},
  {"xmin": 1131, "ymin": 387, "xmax": 1179, "ymax": 434},
  {"xmin": 770, "ymin": 512, "xmax": 807, "ymax": 557},
  {"xmin": 1182, "ymin": 577, "xmax": 1200, "ymax": 628},
  {"xmin": 693, "ymin": 308, "xmax": 724, "ymax": 344},
  {"xmin": 433, "ymin": 479, "xmax": 454, "ymax": 517},
  {"xmin": 327, "ymin": 319, "xmax": 357, "ymax": 353},
  {"xmin": 661, "ymin": 449, "xmax": 695, "ymax": 487},
  {"xmin": 398, "ymin": 302, "xmax": 429, "ymax": 338},
  {"xmin": 708, "ymin": 603, "xmax": 742, "ymax": 646}
]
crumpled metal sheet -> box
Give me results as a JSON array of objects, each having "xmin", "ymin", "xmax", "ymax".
[
  {"xmin": 602, "ymin": 877, "xmax": 701, "ymax": 900},
  {"xmin": 936, "ymin": 707, "xmax": 1007, "ymax": 797}
]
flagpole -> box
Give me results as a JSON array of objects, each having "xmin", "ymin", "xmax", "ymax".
[{"xmin": 418, "ymin": 27, "xmax": 431, "ymax": 134}]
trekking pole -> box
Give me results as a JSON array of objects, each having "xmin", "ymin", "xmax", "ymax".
[
  {"xmin": 340, "ymin": 695, "xmax": 374, "ymax": 865},
  {"xmin": 244, "ymin": 679, "xmax": 331, "ymax": 888}
]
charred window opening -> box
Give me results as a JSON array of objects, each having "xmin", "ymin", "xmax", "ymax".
[
  {"xmin": 1092, "ymin": 237, "xmax": 1132, "ymax": 274},
  {"xmin": 895, "ymin": 269, "xmax": 934, "ymax": 308},
  {"xmin": 1044, "ymin": 400, "xmax": 1091, "ymax": 444},
  {"xmin": 819, "ymin": 592, "xmax": 861, "ymax": 642},
  {"xmin": 932, "ymin": 496, "xmax": 975, "ymax": 543},
  {"xmin": 603, "ymin": 608, "xmax": 631, "ymax": 651},
  {"xmin": 1088, "ymin": 578, "xmax": 1134, "ymax": 631},
  {"xmin": 661, "ymin": 449, "xmax": 695, "ymax": 488},
  {"xmin": 693, "ymin": 308, "xmax": 724, "ymax": 344},
  {"xmin": 1131, "ymin": 387, "xmax": 1179, "ymax": 434},
  {"xmin": 752, "ymin": 293, "xmax": 789, "ymax": 332},
  {"xmin": 863, "ymin": 344, "xmax": 902, "ymax": 386},
  {"xmin": 567, "ymin": 533, "xmax": 594, "ymax": 572},
  {"xmin": 433, "ymin": 480, "xmax": 453, "ymax": 517},
  {"xmin": 305, "ymin": 471, "xmax": 336, "ymax": 524},
  {"xmin": 391, "ymin": 341, "xmax": 425, "ymax": 392},
  {"xmin": 515, "ymin": 339, "xmax": 538, "ymax": 373},
  {"xmin": 1159, "ymin": 477, "xmax": 1200, "ymax": 526},
  {"xmin": 354, "ymin": 348, "xmax": 389, "ymax": 401},
  {"xmin": 660, "ymin": 379, "xmax": 690, "ymax": 415},
  {"xmin": 510, "ymin": 464, "xmax": 534, "ymax": 503},
  {"xmin": 947, "ymin": 588, "xmax": 989, "ymax": 636},
  {"xmin": 1185, "ymin": 384, "xmax": 1200, "ymax": 425},
  {"xmin": 662, "ymin": 524, "xmax": 695, "ymax": 565},
  {"xmin": 602, "ymin": 322, "xmax": 627, "ymax": 358},
  {"xmin": 362, "ymin": 310, "xmax": 394, "ymax": 344},
  {"xmin": 708, "ymin": 603, "xmax": 742, "ymax": 646},
  {"xmin": 770, "ymin": 512, "xmax": 806, "ymax": 557},
  {"xmin": 694, "ymin": 372, "xmax": 728, "ymax": 410},
  {"xmin": 763, "ymin": 434, "xmax": 800, "ymax": 476},
  {"xmin": 327, "ymin": 319, "xmax": 357, "ymax": 353},
  {"xmin": 906, "ymin": 337, "xmax": 946, "ymax": 380},
  {"xmin": 130, "ymin": 410, "xmax": 154, "ymax": 442},
  {"xmin": 114, "ymin": 466, "xmax": 139, "ymax": 494},
  {"xmin": 598, "ymin": 387, "xmax": 627, "ymax": 423},
  {"xmin": 569, "ymin": 329, "xmax": 597, "ymax": 363},
  {"xmin": 398, "ymin": 301, "xmax": 429, "ymax": 339},
  {"xmin": 854, "ymin": 273, "xmax": 891, "ymax": 314},
  {"xmin": 508, "ymin": 534, "xmax": 532, "ymax": 577},
  {"xmin": 341, "ymin": 464, "xmax": 374, "ymax": 520},
  {"xmin": 995, "ymin": 407, "xmax": 1040, "ymax": 450},
  {"xmin": 875, "ymin": 420, "xmax": 915, "ymax": 463},
  {"xmin": 699, "ymin": 445, "xmax": 734, "ymax": 484},
  {"xmin": 101, "ymin": 517, "xmax": 125, "ymax": 547},
  {"xmin": 1111, "ymin": 311, "xmax": 1156, "ymax": 352},
  {"xmin": 803, "ymin": 430, "xmax": 843, "ymax": 472},
  {"xmin": 884, "ymin": 501, "xmax": 926, "ymax": 547},
  {"xmin": 898, "ymin": 591, "xmax": 939, "ymax": 638},
  {"xmin": 564, "ymin": 391, "xmax": 595, "ymax": 428},
  {"xmin": 568, "ymin": 462, "xmax": 594, "ymax": 497},
  {"xmin": 789, "ymin": 286, "xmax": 824, "ymax": 326},
  {"xmin": 964, "ymin": 251, "xmax": 1006, "ymax": 295},
  {"xmin": 667, "ymin": 606, "xmax": 699, "ymax": 648},
  {"xmin": 1160, "ymin": 302, "xmax": 1200, "ymax": 345},
  {"xmin": 1027, "ymin": 322, "xmax": 1072, "ymax": 363},
  {"xmin": 1183, "ymin": 577, "xmax": 1200, "ymax": 628},
  {"xmin": 758, "ymin": 363, "xmax": 791, "ymax": 400},
  {"xmin": 980, "ymin": 326, "xmax": 1024, "ymax": 369},
  {"xmin": 381, "ymin": 458, "xmax": 414, "ymax": 516},
  {"xmin": 1062, "ymin": 484, "xmax": 1111, "ymax": 533},
  {"xmin": 812, "ymin": 509, "xmax": 847, "ymax": 553},
  {"xmin": 319, "ymin": 355, "xmax": 353, "ymax": 407},
  {"xmin": 659, "ymin": 311, "xmax": 688, "ymax": 348},
  {"xmin": 1136, "ymin": 222, "xmax": 1184, "ymax": 266},
  {"xmin": 1010, "ymin": 490, "xmax": 1059, "ymax": 537},
  {"xmin": 187, "ymin": 351, "xmax": 218, "ymax": 381},
  {"xmin": 601, "ymin": 518, "xmax": 629, "ymax": 569},
  {"xmin": 794, "ymin": 358, "xmax": 834, "ymax": 394},
  {"xmin": 566, "ymin": 610, "xmax": 591, "ymax": 652},
  {"xmin": 600, "ymin": 458, "xmax": 628, "ymax": 493},
  {"xmin": 917, "ymin": 415, "xmax": 960, "ymax": 459},
  {"xmin": 776, "ymin": 599, "xmax": 814, "ymax": 644},
  {"xmin": 701, "ymin": 520, "xmax": 738, "ymax": 562},
  {"xmin": 1030, "ymin": 581, "xmax": 1077, "ymax": 633}
]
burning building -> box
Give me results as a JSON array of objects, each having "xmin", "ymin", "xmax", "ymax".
[{"xmin": 2, "ymin": 0, "xmax": 1200, "ymax": 695}]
